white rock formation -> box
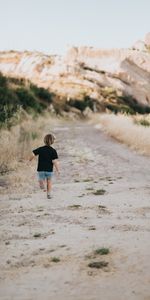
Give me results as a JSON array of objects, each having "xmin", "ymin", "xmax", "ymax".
[{"xmin": 0, "ymin": 37, "xmax": 150, "ymax": 107}]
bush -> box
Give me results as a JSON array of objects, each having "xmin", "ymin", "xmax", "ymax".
[
  {"xmin": 0, "ymin": 104, "xmax": 19, "ymax": 124},
  {"xmin": 68, "ymin": 96, "xmax": 94, "ymax": 112},
  {"xmin": 0, "ymin": 73, "xmax": 20, "ymax": 124},
  {"xmin": 135, "ymin": 118, "xmax": 150, "ymax": 127},
  {"xmin": 106, "ymin": 103, "xmax": 135, "ymax": 115},
  {"xmin": 0, "ymin": 72, "xmax": 7, "ymax": 87},
  {"xmin": 117, "ymin": 95, "xmax": 150, "ymax": 114},
  {"xmin": 0, "ymin": 73, "xmax": 55, "ymax": 127},
  {"xmin": 16, "ymin": 88, "xmax": 42, "ymax": 112},
  {"xmin": 0, "ymin": 86, "xmax": 19, "ymax": 106},
  {"xmin": 30, "ymin": 84, "xmax": 53, "ymax": 103},
  {"xmin": 94, "ymin": 248, "xmax": 110, "ymax": 255}
]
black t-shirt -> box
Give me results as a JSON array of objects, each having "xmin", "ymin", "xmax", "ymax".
[{"xmin": 33, "ymin": 145, "xmax": 58, "ymax": 172}]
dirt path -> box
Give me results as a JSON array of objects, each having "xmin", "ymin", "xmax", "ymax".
[{"xmin": 0, "ymin": 121, "xmax": 150, "ymax": 300}]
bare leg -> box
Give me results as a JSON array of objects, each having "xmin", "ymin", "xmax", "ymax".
[
  {"xmin": 47, "ymin": 179, "xmax": 52, "ymax": 195},
  {"xmin": 39, "ymin": 179, "xmax": 45, "ymax": 190}
]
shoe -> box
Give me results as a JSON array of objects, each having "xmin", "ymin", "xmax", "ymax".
[{"xmin": 47, "ymin": 194, "xmax": 51, "ymax": 199}]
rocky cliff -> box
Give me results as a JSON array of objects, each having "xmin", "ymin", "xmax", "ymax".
[{"xmin": 0, "ymin": 34, "xmax": 150, "ymax": 113}]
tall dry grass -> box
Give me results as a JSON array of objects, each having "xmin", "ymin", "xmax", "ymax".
[
  {"xmin": 96, "ymin": 114, "xmax": 150, "ymax": 155},
  {"xmin": 0, "ymin": 120, "xmax": 38, "ymax": 173},
  {"xmin": 0, "ymin": 114, "xmax": 60, "ymax": 193}
]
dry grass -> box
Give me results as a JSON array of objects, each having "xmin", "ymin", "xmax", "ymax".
[
  {"xmin": 0, "ymin": 114, "xmax": 60, "ymax": 193},
  {"xmin": 96, "ymin": 113, "xmax": 150, "ymax": 155},
  {"xmin": 0, "ymin": 119, "xmax": 39, "ymax": 172}
]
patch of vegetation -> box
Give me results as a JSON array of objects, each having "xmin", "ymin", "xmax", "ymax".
[
  {"xmin": 68, "ymin": 96, "xmax": 95, "ymax": 112},
  {"xmin": 97, "ymin": 205, "xmax": 110, "ymax": 214},
  {"xmin": 88, "ymin": 226, "xmax": 96, "ymax": 231},
  {"xmin": 51, "ymin": 257, "xmax": 60, "ymax": 263},
  {"xmin": 119, "ymin": 95, "xmax": 150, "ymax": 114},
  {"xmin": 106, "ymin": 103, "xmax": 135, "ymax": 115},
  {"xmin": 98, "ymin": 205, "xmax": 107, "ymax": 209},
  {"xmin": 85, "ymin": 247, "xmax": 110, "ymax": 262},
  {"xmin": 105, "ymin": 94, "xmax": 150, "ymax": 115},
  {"xmin": 16, "ymin": 87, "xmax": 42, "ymax": 112},
  {"xmin": 68, "ymin": 204, "xmax": 82, "ymax": 209},
  {"xmin": 94, "ymin": 248, "xmax": 110, "ymax": 255},
  {"xmin": 0, "ymin": 74, "xmax": 19, "ymax": 125},
  {"xmin": 0, "ymin": 72, "xmax": 54, "ymax": 127},
  {"xmin": 33, "ymin": 233, "xmax": 42, "ymax": 238},
  {"xmin": 99, "ymin": 88, "xmax": 150, "ymax": 115},
  {"xmin": 135, "ymin": 118, "xmax": 150, "ymax": 127},
  {"xmin": 88, "ymin": 261, "xmax": 108, "ymax": 269},
  {"xmin": 93, "ymin": 189, "xmax": 106, "ymax": 195},
  {"xmin": 30, "ymin": 84, "xmax": 53, "ymax": 103}
]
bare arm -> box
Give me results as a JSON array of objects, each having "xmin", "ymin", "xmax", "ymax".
[
  {"xmin": 52, "ymin": 159, "xmax": 60, "ymax": 174},
  {"xmin": 29, "ymin": 153, "xmax": 35, "ymax": 161}
]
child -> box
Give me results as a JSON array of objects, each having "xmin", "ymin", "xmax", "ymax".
[{"xmin": 29, "ymin": 133, "xmax": 60, "ymax": 199}]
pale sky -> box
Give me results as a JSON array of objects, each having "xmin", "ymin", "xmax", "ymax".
[{"xmin": 0, "ymin": 0, "xmax": 150, "ymax": 55}]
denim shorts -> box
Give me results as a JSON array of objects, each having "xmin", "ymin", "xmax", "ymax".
[{"xmin": 38, "ymin": 171, "xmax": 53, "ymax": 180}]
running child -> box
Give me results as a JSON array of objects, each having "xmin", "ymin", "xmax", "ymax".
[{"xmin": 29, "ymin": 133, "xmax": 60, "ymax": 199}]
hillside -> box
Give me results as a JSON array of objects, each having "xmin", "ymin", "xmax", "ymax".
[
  {"xmin": 0, "ymin": 73, "xmax": 54, "ymax": 126},
  {"xmin": 0, "ymin": 33, "xmax": 150, "ymax": 115}
]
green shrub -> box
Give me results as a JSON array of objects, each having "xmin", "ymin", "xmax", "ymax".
[
  {"xmin": 30, "ymin": 84, "xmax": 53, "ymax": 103},
  {"xmin": 0, "ymin": 87, "xmax": 19, "ymax": 106},
  {"xmin": 0, "ymin": 73, "xmax": 20, "ymax": 124},
  {"xmin": 105, "ymin": 94, "xmax": 150, "ymax": 115},
  {"xmin": 0, "ymin": 72, "xmax": 7, "ymax": 87},
  {"xmin": 0, "ymin": 73, "xmax": 55, "ymax": 126},
  {"xmin": 88, "ymin": 261, "xmax": 108, "ymax": 269},
  {"xmin": 68, "ymin": 96, "xmax": 94, "ymax": 112},
  {"xmin": 16, "ymin": 88, "xmax": 42, "ymax": 112},
  {"xmin": 106, "ymin": 103, "xmax": 135, "ymax": 115},
  {"xmin": 0, "ymin": 104, "xmax": 19, "ymax": 124},
  {"xmin": 51, "ymin": 257, "xmax": 60, "ymax": 263},
  {"xmin": 117, "ymin": 95, "xmax": 150, "ymax": 114},
  {"xmin": 135, "ymin": 119, "xmax": 150, "ymax": 127},
  {"xmin": 94, "ymin": 248, "xmax": 110, "ymax": 255}
]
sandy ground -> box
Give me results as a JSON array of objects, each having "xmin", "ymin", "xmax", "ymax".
[{"xmin": 0, "ymin": 120, "xmax": 150, "ymax": 300}]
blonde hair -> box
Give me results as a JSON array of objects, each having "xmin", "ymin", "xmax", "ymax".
[{"xmin": 44, "ymin": 134, "xmax": 55, "ymax": 146}]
